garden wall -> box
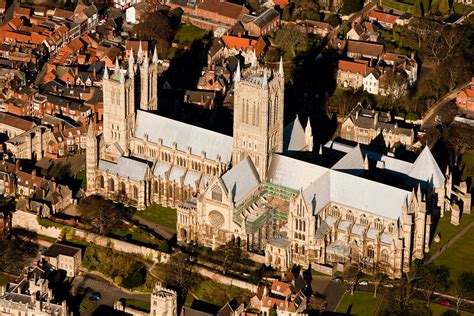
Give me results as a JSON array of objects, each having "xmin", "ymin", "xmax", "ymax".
[
  {"xmin": 196, "ymin": 267, "xmax": 258, "ymax": 292},
  {"xmin": 12, "ymin": 210, "xmax": 170, "ymax": 263}
]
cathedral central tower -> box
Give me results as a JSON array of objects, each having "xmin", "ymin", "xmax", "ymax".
[{"xmin": 232, "ymin": 57, "xmax": 285, "ymax": 180}]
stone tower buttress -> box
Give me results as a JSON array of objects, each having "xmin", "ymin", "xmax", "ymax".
[
  {"xmin": 139, "ymin": 46, "xmax": 159, "ymax": 111},
  {"xmin": 103, "ymin": 61, "xmax": 136, "ymax": 154},
  {"xmin": 232, "ymin": 58, "xmax": 284, "ymax": 180},
  {"xmin": 86, "ymin": 122, "xmax": 98, "ymax": 194}
]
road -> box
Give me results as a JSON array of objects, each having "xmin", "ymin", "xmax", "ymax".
[
  {"xmin": 71, "ymin": 273, "xmax": 150, "ymax": 316},
  {"xmin": 422, "ymin": 81, "xmax": 471, "ymax": 129}
]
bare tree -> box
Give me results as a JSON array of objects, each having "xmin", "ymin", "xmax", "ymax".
[
  {"xmin": 453, "ymin": 272, "xmax": 474, "ymax": 313},
  {"xmin": 217, "ymin": 240, "xmax": 248, "ymax": 275},
  {"xmin": 371, "ymin": 263, "xmax": 388, "ymax": 298},
  {"xmin": 418, "ymin": 263, "xmax": 450, "ymax": 307},
  {"xmin": 164, "ymin": 253, "xmax": 195, "ymax": 305},
  {"xmin": 344, "ymin": 263, "xmax": 363, "ymax": 295}
]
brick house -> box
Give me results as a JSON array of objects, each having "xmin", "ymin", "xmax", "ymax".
[{"xmin": 456, "ymin": 78, "xmax": 474, "ymax": 112}]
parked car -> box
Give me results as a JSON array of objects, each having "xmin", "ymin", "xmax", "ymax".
[
  {"xmin": 358, "ymin": 280, "xmax": 369, "ymax": 286},
  {"xmin": 89, "ymin": 292, "xmax": 102, "ymax": 301},
  {"xmin": 439, "ymin": 299, "xmax": 451, "ymax": 307},
  {"xmin": 383, "ymin": 283, "xmax": 394, "ymax": 288},
  {"xmin": 332, "ymin": 277, "xmax": 343, "ymax": 283}
]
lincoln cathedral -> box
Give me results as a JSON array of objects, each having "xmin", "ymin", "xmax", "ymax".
[{"xmin": 87, "ymin": 50, "xmax": 450, "ymax": 277}]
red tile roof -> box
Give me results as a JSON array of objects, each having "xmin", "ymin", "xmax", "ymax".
[
  {"xmin": 198, "ymin": 0, "xmax": 247, "ymax": 20},
  {"xmin": 338, "ymin": 59, "xmax": 368, "ymax": 75},
  {"xmin": 369, "ymin": 10, "xmax": 399, "ymax": 24}
]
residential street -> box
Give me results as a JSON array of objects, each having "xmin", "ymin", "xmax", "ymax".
[{"xmin": 71, "ymin": 273, "xmax": 150, "ymax": 316}]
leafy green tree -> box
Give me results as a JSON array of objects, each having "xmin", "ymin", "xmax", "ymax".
[
  {"xmin": 422, "ymin": 0, "xmax": 430, "ymax": 13},
  {"xmin": 341, "ymin": 0, "xmax": 363, "ymax": 15},
  {"xmin": 0, "ymin": 228, "xmax": 39, "ymax": 274}
]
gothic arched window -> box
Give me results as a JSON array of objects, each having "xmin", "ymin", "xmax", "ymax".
[
  {"xmin": 133, "ymin": 185, "xmax": 138, "ymax": 199},
  {"xmin": 360, "ymin": 214, "xmax": 368, "ymax": 226},
  {"xmin": 108, "ymin": 178, "xmax": 115, "ymax": 192},
  {"xmin": 99, "ymin": 175, "xmax": 104, "ymax": 189},
  {"xmin": 374, "ymin": 219, "xmax": 383, "ymax": 230},
  {"xmin": 367, "ymin": 245, "xmax": 375, "ymax": 261},
  {"xmin": 381, "ymin": 249, "xmax": 389, "ymax": 263},
  {"xmin": 211, "ymin": 185, "xmax": 222, "ymax": 202}
]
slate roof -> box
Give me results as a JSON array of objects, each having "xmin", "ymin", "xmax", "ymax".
[
  {"xmin": 267, "ymin": 154, "xmax": 327, "ymax": 191},
  {"xmin": 98, "ymin": 156, "xmax": 150, "ymax": 181},
  {"xmin": 283, "ymin": 116, "xmax": 306, "ymax": 153},
  {"xmin": 42, "ymin": 243, "xmax": 80, "ymax": 258},
  {"xmin": 248, "ymin": 7, "xmax": 279, "ymax": 28},
  {"xmin": 301, "ymin": 167, "xmax": 410, "ymax": 220},
  {"xmin": 331, "ymin": 144, "xmax": 365, "ymax": 175},
  {"xmin": 221, "ymin": 156, "xmax": 260, "ymax": 203},
  {"xmin": 409, "ymin": 146, "xmax": 445, "ymax": 188},
  {"xmin": 135, "ymin": 110, "xmax": 233, "ymax": 163}
]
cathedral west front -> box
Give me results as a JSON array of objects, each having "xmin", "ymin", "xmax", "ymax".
[{"xmin": 87, "ymin": 50, "xmax": 448, "ymax": 277}]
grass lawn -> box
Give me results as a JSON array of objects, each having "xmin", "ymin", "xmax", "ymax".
[
  {"xmin": 125, "ymin": 299, "xmax": 151, "ymax": 312},
  {"xmin": 381, "ymin": 0, "xmax": 414, "ymax": 13},
  {"xmin": 462, "ymin": 150, "xmax": 474, "ymax": 191},
  {"xmin": 336, "ymin": 291, "xmax": 382, "ymax": 315},
  {"xmin": 110, "ymin": 225, "xmax": 170, "ymax": 252},
  {"xmin": 174, "ymin": 24, "xmax": 207, "ymax": 45},
  {"xmin": 0, "ymin": 274, "xmax": 15, "ymax": 286},
  {"xmin": 135, "ymin": 203, "xmax": 177, "ymax": 231},
  {"xmin": 434, "ymin": 226, "xmax": 474, "ymax": 284},
  {"xmin": 187, "ymin": 279, "xmax": 254, "ymax": 308},
  {"xmin": 429, "ymin": 214, "xmax": 474, "ymax": 256},
  {"xmin": 37, "ymin": 234, "xmax": 58, "ymax": 243},
  {"xmin": 76, "ymin": 169, "xmax": 87, "ymax": 190},
  {"xmin": 429, "ymin": 302, "xmax": 471, "ymax": 316}
]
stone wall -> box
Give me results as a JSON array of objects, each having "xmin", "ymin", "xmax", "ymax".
[
  {"xmin": 12, "ymin": 210, "xmax": 170, "ymax": 263},
  {"xmin": 12, "ymin": 210, "xmax": 62, "ymax": 238},
  {"xmin": 196, "ymin": 267, "xmax": 258, "ymax": 292}
]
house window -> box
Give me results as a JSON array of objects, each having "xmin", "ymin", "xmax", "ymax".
[
  {"xmin": 99, "ymin": 175, "xmax": 104, "ymax": 188},
  {"xmin": 133, "ymin": 186, "xmax": 138, "ymax": 199}
]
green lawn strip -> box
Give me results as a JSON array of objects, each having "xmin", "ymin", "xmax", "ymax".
[
  {"xmin": 135, "ymin": 203, "xmax": 177, "ymax": 231},
  {"xmin": 434, "ymin": 226, "xmax": 474, "ymax": 287},
  {"xmin": 37, "ymin": 217, "xmax": 65, "ymax": 229},
  {"xmin": 37, "ymin": 234, "xmax": 58, "ymax": 243},
  {"xmin": 335, "ymin": 291, "xmax": 382, "ymax": 315},
  {"xmin": 79, "ymin": 299, "xmax": 96, "ymax": 314},
  {"xmin": 125, "ymin": 299, "xmax": 151, "ymax": 312},
  {"xmin": 414, "ymin": 299, "xmax": 471, "ymax": 316},
  {"xmin": 381, "ymin": 0, "xmax": 414, "ymax": 13},
  {"xmin": 174, "ymin": 24, "xmax": 206, "ymax": 44},
  {"xmin": 189, "ymin": 279, "xmax": 254, "ymax": 308},
  {"xmin": 429, "ymin": 214, "xmax": 474, "ymax": 256},
  {"xmin": 453, "ymin": 2, "xmax": 474, "ymax": 14}
]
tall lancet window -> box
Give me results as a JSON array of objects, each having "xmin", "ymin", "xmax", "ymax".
[{"xmin": 274, "ymin": 95, "xmax": 279, "ymax": 125}]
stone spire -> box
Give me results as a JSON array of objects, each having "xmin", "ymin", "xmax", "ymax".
[
  {"xmin": 120, "ymin": 69, "xmax": 125, "ymax": 83},
  {"xmin": 251, "ymin": 50, "xmax": 257, "ymax": 68},
  {"xmin": 152, "ymin": 46, "xmax": 159, "ymax": 64},
  {"xmin": 138, "ymin": 40, "xmax": 144, "ymax": 61},
  {"xmin": 143, "ymin": 54, "xmax": 149, "ymax": 68},
  {"xmin": 103, "ymin": 65, "xmax": 109, "ymax": 80},
  {"xmin": 128, "ymin": 47, "xmax": 135, "ymax": 77},
  {"xmin": 305, "ymin": 117, "xmax": 312, "ymax": 151},
  {"xmin": 279, "ymin": 55, "xmax": 284, "ymax": 78},
  {"xmin": 363, "ymin": 154, "xmax": 369, "ymax": 170},
  {"xmin": 235, "ymin": 60, "xmax": 241, "ymax": 82},
  {"xmin": 114, "ymin": 58, "xmax": 120, "ymax": 74}
]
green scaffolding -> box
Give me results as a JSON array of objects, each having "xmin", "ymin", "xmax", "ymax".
[{"xmin": 263, "ymin": 181, "xmax": 298, "ymax": 200}]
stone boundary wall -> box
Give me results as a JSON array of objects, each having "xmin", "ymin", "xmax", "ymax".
[
  {"xmin": 12, "ymin": 210, "xmax": 170, "ymax": 263},
  {"xmin": 196, "ymin": 267, "xmax": 258, "ymax": 292},
  {"xmin": 313, "ymin": 263, "xmax": 335, "ymax": 276}
]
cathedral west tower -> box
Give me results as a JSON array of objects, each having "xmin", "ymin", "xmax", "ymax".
[{"xmin": 232, "ymin": 57, "xmax": 285, "ymax": 180}]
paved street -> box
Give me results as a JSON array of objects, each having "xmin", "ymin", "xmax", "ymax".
[{"xmin": 71, "ymin": 273, "xmax": 150, "ymax": 316}]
